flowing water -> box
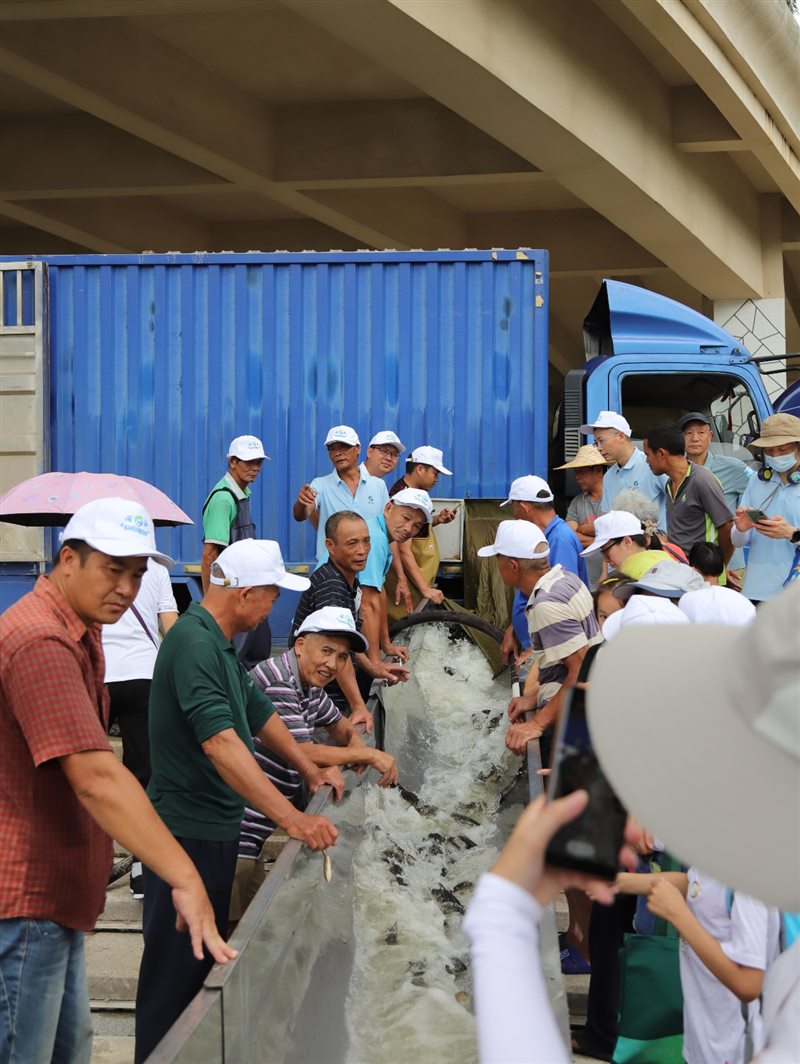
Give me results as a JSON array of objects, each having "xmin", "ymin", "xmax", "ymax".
[{"xmin": 344, "ymin": 624, "xmax": 519, "ymax": 1064}]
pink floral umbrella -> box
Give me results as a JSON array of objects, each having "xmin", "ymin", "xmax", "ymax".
[{"xmin": 0, "ymin": 472, "xmax": 193, "ymax": 527}]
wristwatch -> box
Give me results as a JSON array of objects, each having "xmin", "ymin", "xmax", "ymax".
[{"xmin": 791, "ymin": 527, "xmax": 800, "ymax": 544}]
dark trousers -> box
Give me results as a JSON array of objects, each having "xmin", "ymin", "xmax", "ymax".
[
  {"xmin": 585, "ymin": 892, "xmax": 636, "ymax": 1051},
  {"xmin": 107, "ymin": 679, "xmax": 151, "ymax": 788},
  {"xmin": 134, "ymin": 837, "xmax": 238, "ymax": 1064}
]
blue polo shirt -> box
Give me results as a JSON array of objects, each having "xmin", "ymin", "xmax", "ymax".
[
  {"xmin": 735, "ymin": 474, "xmax": 800, "ymax": 601},
  {"xmin": 310, "ymin": 468, "xmax": 389, "ymax": 560},
  {"xmin": 511, "ymin": 516, "xmax": 589, "ymax": 649},
  {"xmin": 359, "ymin": 515, "xmax": 393, "ymax": 590},
  {"xmin": 600, "ymin": 447, "xmax": 667, "ymax": 528}
]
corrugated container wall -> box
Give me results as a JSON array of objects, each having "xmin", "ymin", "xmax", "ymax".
[{"xmin": 25, "ymin": 249, "xmax": 549, "ymax": 565}]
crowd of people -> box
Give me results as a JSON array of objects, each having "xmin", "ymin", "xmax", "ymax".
[{"xmin": 1, "ymin": 409, "xmax": 798, "ymax": 1063}]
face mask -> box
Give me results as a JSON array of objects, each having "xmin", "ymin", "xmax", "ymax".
[{"xmin": 765, "ymin": 452, "xmax": 799, "ymax": 473}]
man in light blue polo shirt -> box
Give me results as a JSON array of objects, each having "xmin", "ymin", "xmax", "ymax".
[
  {"xmin": 498, "ymin": 475, "xmax": 588, "ymax": 655},
  {"xmin": 293, "ymin": 425, "xmax": 389, "ymax": 560},
  {"xmin": 581, "ymin": 410, "xmax": 667, "ymax": 526}
]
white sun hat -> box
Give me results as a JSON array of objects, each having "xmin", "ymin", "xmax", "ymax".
[
  {"xmin": 324, "ymin": 425, "xmax": 360, "ymax": 448},
  {"xmin": 581, "ymin": 510, "xmax": 643, "ymax": 556},
  {"xmin": 368, "ymin": 431, "xmax": 405, "ymax": 453},
  {"xmin": 227, "ymin": 435, "xmax": 269, "ymax": 461},
  {"xmin": 408, "ymin": 446, "xmax": 452, "ymax": 475},
  {"xmin": 60, "ymin": 497, "xmax": 174, "ymax": 567},
  {"xmin": 588, "ymin": 583, "xmax": 800, "ymax": 911},
  {"xmin": 294, "ymin": 605, "xmax": 369, "ymax": 653},
  {"xmin": 477, "ymin": 519, "xmax": 550, "ymax": 559},
  {"xmin": 580, "ymin": 411, "xmax": 632, "ymax": 437},
  {"xmin": 210, "ymin": 539, "xmax": 310, "ymax": 591}
]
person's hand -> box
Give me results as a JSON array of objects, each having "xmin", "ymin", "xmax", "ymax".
[
  {"xmin": 491, "ymin": 792, "xmax": 636, "ymax": 907},
  {"xmin": 284, "ymin": 811, "xmax": 338, "ymax": 851},
  {"xmin": 348, "ymin": 704, "xmax": 373, "ymax": 734},
  {"xmin": 394, "ymin": 577, "xmax": 413, "ymax": 614},
  {"xmin": 423, "ymin": 587, "xmax": 445, "ymax": 605},
  {"xmin": 726, "ymin": 567, "xmax": 744, "ymax": 591},
  {"xmin": 734, "ymin": 507, "xmax": 756, "ymax": 533},
  {"xmin": 382, "ymin": 641, "xmax": 409, "ymax": 663},
  {"xmin": 365, "ymin": 659, "xmax": 409, "ymax": 685},
  {"xmin": 506, "ymin": 718, "xmax": 544, "ymax": 754},
  {"xmin": 434, "ymin": 508, "xmax": 458, "ymax": 525},
  {"xmin": 514, "ymin": 648, "xmax": 533, "ymax": 672},
  {"xmin": 507, "ymin": 692, "xmax": 536, "ymax": 721},
  {"xmin": 172, "ymin": 878, "xmax": 239, "ymax": 964},
  {"xmin": 368, "ymin": 749, "xmax": 399, "ymax": 787},
  {"xmin": 647, "ymin": 878, "xmax": 687, "ymax": 925},
  {"xmin": 627, "ymin": 816, "xmax": 655, "ymax": 856},
  {"xmin": 755, "ymin": 515, "xmax": 796, "ymax": 540},
  {"xmin": 500, "ymin": 626, "xmax": 520, "ymax": 663},
  {"xmin": 295, "ymin": 484, "xmax": 317, "ymax": 515},
  {"xmin": 304, "ymin": 765, "xmax": 345, "ymax": 799}
]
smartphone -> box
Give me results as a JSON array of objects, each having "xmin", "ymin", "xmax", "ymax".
[
  {"xmin": 746, "ymin": 508, "xmax": 768, "ymax": 522},
  {"xmin": 545, "ymin": 686, "xmax": 627, "ymax": 879}
]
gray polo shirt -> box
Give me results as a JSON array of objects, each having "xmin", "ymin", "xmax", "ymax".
[{"xmin": 665, "ymin": 463, "xmax": 733, "ymax": 553}]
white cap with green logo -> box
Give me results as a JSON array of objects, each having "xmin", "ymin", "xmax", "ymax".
[{"xmin": 60, "ymin": 497, "xmax": 174, "ymax": 567}]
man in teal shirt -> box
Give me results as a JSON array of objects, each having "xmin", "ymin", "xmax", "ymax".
[{"xmin": 135, "ymin": 540, "xmax": 341, "ymax": 1063}]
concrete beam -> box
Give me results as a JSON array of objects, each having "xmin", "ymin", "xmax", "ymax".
[
  {"xmin": 0, "ymin": 223, "xmax": 87, "ymax": 254},
  {"xmin": 670, "ymin": 86, "xmax": 745, "ymax": 153},
  {"xmin": 274, "ymin": 99, "xmax": 538, "ymax": 185},
  {"xmin": 467, "ymin": 209, "xmax": 664, "ymax": 277},
  {"xmin": 0, "ymin": 0, "xmax": 266, "ymax": 18},
  {"xmin": 783, "ymin": 201, "xmax": 800, "ymax": 252},
  {"xmin": 0, "ymin": 197, "xmax": 209, "ymax": 253},
  {"xmin": 621, "ymin": 0, "xmax": 800, "ymax": 214},
  {"xmin": 0, "ymin": 19, "xmax": 435, "ymax": 248},
  {"xmin": 0, "ymin": 115, "xmax": 230, "ymax": 199},
  {"xmin": 285, "ymin": 0, "xmax": 769, "ymax": 298},
  {"xmin": 208, "ymin": 219, "xmax": 366, "ymax": 253}
]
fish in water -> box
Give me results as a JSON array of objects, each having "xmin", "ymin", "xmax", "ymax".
[
  {"xmin": 431, "ymin": 887, "xmax": 465, "ymax": 916},
  {"xmin": 446, "ymin": 956, "xmax": 467, "ymax": 976},
  {"xmin": 451, "ymin": 812, "xmax": 480, "ymax": 827},
  {"xmin": 322, "ymin": 850, "xmax": 332, "ymax": 882},
  {"xmin": 384, "ymin": 924, "xmax": 399, "ymax": 945},
  {"xmin": 396, "ymin": 786, "xmax": 436, "ymax": 817}
]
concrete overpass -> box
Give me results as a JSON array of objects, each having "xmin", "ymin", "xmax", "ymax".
[{"xmin": 0, "ymin": 0, "xmax": 798, "ymax": 378}]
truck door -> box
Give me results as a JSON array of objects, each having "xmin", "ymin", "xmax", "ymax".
[{"xmin": 0, "ymin": 260, "xmax": 48, "ymax": 567}]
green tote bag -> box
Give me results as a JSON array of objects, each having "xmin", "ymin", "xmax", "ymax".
[{"xmin": 612, "ymin": 857, "xmax": 684, "ymax": 1064}]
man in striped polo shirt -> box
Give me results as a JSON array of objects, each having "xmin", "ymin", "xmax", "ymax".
[
  {"xmin": 478, "ymin": 520, "xmax": 602, "ymax": 762},
  {"xmin": 230, "ymin": 607, "xmax": 398, "ymax": 922}
]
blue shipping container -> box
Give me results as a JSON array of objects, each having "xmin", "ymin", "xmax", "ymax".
[{"xmin": 28, "ymin": 249, "xmax": 549, "ymax": 566}]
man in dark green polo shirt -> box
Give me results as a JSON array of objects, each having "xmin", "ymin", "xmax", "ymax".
[{"xmin": 135, "ymin": 539, "xmax": 341, "ymax": 1063}]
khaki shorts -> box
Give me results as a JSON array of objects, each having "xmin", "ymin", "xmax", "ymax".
[{"xmin": 229, "ymin": 852, "xmax": 269, "ymax": 923}]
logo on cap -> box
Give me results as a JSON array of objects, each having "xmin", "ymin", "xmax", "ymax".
[{"xmin": 122, "ymin": 513, "xmax": 151, "ymax": 537}]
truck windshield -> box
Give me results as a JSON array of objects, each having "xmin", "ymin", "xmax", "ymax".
[{"xmin": 621, "ymin": 372, "xmax": 759, "ymax": 467}]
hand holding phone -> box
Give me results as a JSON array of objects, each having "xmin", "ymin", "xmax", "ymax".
[
  {"xmin": 746, "ymin": 508, "xmax": 768, "ymax": 523},
  {"xmin": 544, "ymin": 686, "xmax": 627, "ymax": 880}
]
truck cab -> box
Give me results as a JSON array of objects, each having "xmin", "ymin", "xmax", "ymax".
[{"xmin": 555, "ymin": 280, "xmax": 775, "ymax": 479}]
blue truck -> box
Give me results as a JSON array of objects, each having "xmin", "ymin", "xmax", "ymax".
[{"xmin": 0, "ymin": 251, "xmax": 783, "ymax": 638}]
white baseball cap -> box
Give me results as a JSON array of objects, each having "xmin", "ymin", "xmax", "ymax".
[
  {"xmin": 601, "ymin": 595, "xmax": 689, "ymax": 641},
  {"xmin": 678, "ymin": 586, "xmax": 757, "ymax": 627},
  {"xmin": 368, "ymin": 430, "xmax": 405, "ymax": 453},
  {"xmin": 624, "ymin": 560, "xmax": 707, "ymax": 599},
  {"xmin": 60, "ymin": 497, "xmax": 174, "ymax": 567},
  {"xmin": 500, "ymin": 475, "xmax": 554, "ymax": 507},
  {"xmin": 295, "ymin": 605, "xmax": 369, "ymax": 653},
  {"xmin": 588, "ymin": 583, "xmax": 800, "ymax": 911},
  {"xmin": 581, "ymin": 510, "xmax": 643, "ymax": 555},
  {"xmin": 408, "ymin": 446, "xmax": 452, "ymax": 475},
  {"xmin": 325, "ymin": 425, "xmax": 360, "ymax": 448},
  {"xmin": 580, "ymin": 411, "xmax": 632, "ymax": 437},
  {"xmin": 209, "ymin": 539, "xmax": 310, "ymax": 591},
  {"xmin": 391, "ymin": 487, "xmax": 434, "ymax": 522},
  {"xmin": 477, "ymin": 519, "xmax": 550, "ymax": 559},
  {"xmin": 227, "ymin": 435, "xmax": 269, "ymax": 461}
]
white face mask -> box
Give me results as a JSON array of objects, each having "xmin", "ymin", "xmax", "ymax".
[{"xmin": 765, "ymin": 452, "xmax": 799, "ymax": 474}]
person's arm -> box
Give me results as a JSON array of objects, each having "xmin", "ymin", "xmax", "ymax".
[
  {"xmin": 717, "ymin": 520, "xmax": 734, "ymax": 564},
  {"xmin": 505, "ymin": 650, "xmax": 586, "ymax": 756},
  {"xmin": 333, "ymin": 656, "xmax": 373, "ymax": 732},
  {"xmin": 360, "ymin": 585, "xmax": 383, "ymax": 666},
  {"xmin": 397, "ymin": 538, "xmax": 444, "ymax": 603},
  {"xmin": 647, "ymin": 880, "xmax": 766, "ymax": 1002},
  {"xmin": 159, "ymin": 611, "xmax": 179, "ymax": 635},
  {"xmin": 507, "ymin": 659, "xmax": 540, "ymax": 720},
  {"xmin": 60, "ymin": 750, "xmax": 236, "ymax": 964},
  {"xmin": 202, "ymin": 727, "xmax": 338, "ymax": 849},
  {"xmin": 293, "ymin": 483, "xmax": 318, "ymax": 523},
  {"xmin": 200, "ymin": 542, "xmax": 223, "ymax": 593},
  {"xmin": 255, "ymin": 712, "xmax": 344, "ymax": 799},
  {"xmin": 732, "ymin": 509, "xmax": 754, "ymax": 546},
  {"xmin": 388, "ymin": 541, "xmax": 413, "ymax": 614},
  {"xmin": 616, "ymin": 871, "xmax": 688, "ymax": 896},
  {"xmin": 304, "ymin": 730, "xmax": 398, "ymax": 787}
]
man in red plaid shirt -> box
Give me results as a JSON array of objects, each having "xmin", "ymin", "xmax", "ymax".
[{"xmin": 0, "ymin": 497, "xmax": 236, "ymax": 1064}]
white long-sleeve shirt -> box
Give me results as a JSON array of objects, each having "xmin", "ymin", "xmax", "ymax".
[{"xmin": 462, "ymin": 873, "xmax": 569, "ymax": 1064}]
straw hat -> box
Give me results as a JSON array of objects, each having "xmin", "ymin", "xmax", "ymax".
[
  {"xmin": 749, "ymin": 413, "xmax": 800, "ymax": 448},
  {"xmin": 553, "ymin": 444, "xmax": 611, "ymax": 470}
]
